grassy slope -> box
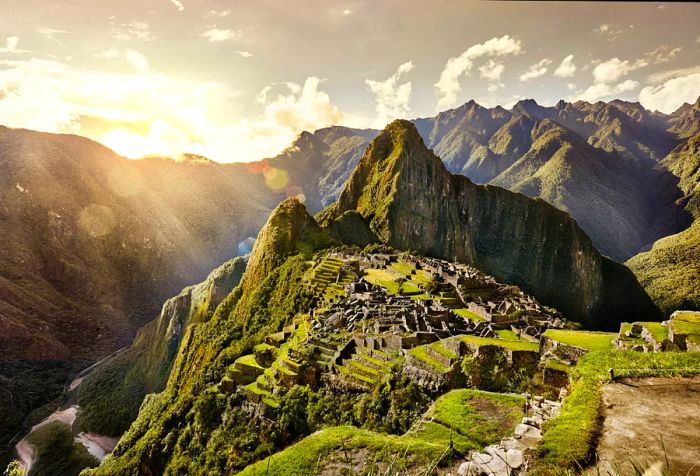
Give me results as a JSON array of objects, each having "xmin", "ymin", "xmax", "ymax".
[
  {"xmin": 239, "ymin": 389, "xmax": 524, "ymax": 475},
  {"xmin": 543, "ymin": 330, "xmax": 616, "ymax": 352}
]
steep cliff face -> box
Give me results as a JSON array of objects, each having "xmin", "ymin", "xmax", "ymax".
[
  {"xmin": 321, "ymin": 120, "xmax": 659, "ymax": 328},
  {"xmin": 76, "ymin": 257, "xmax": 246, "ymax": 436}
]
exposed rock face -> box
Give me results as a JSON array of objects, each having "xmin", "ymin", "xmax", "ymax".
[
  {"xmin": 76, "ymin": 257, "xmax": 246, "ymax": 436},
  {"xmin": 320, "ymin": 120, "xmax": 660, "ymax": 327}
]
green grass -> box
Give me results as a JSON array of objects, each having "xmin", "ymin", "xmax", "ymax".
[
  {"xmin": 235, "ymin": 354, "xmax": 265, "ymax": 370},
  {"xmin": 453, "ymin": 308, "xmax": 486, "ymax": 322},
  {"xmin": 496, "ymin": 329, "xmax": 520, "ymax": 341},
  {"xmin": 670, "ymin": 312, "xmax": 700, "ymax": 342},
  {"xmin": 237, "ymin": 426, "xmax": 445, "ymax": 476},
  {"xmin": 408, "ymin": 346, "xmax": 450, "ymax": 373},
  {"xmin": 457, "ymin": 335, "xmax": 539, "ymax": 352},
  {"xmin": 538, "ymin": 350, "xmax": 700, "ymax": 469},
  {"xmin": 239, "ymin": 389, "xmax": 525, "ymax": 475},
  {"xmin": 543, "ymin": 329, "xmax": 616, "ymax": 352},
  {"xmin": 639, "ymin": 322, "xmax": 669, "ymax": 344},
  {"xmin": 419, "ymin": 389, "xmax": 524, "ymax": 453}
]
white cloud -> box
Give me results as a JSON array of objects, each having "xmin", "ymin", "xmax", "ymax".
[
  {"xmin": 566, "ymin": 82, "xmax": 577, "ymax": 91},
  {"xmin": 169, "ymin": 0, "xmax": 184, "ymax": 11},
  {"xmin": 343, "ymin": 8, "xmax": 352, "ymax": 15},
  {"xmin": 124, "ymin": 50, "xmax": 148, "ymax": 72},
  {"xmin": 592, "ymin": 57, "xmax": 647, "ymax": 84},
  {"xmin": 205, "ymin": 9, "xmax": 230, "ymax": 18},
  {"xmin": 647, "ymin": 65, "xmax": 700, "ymax": 84},
  {"xmin": 554, "ymin": 55, "xmax": 576, "ymax": 78},
  {"xmin": 365, "ymin": 61, "xmax": 414, "ymax": 128},
  {"xmin": 434, "ymin": 35, "xmax": 523, "ymax": 110},
  {"xmin": 37, "ymin": 28, "xmax": 67, "ymax": 41},
  {"xmin": 94, "ymin": 48, "xmax": 121, "ymax": 59},
  {"xmin": 235, "ymin": 50, "xmax": 253, "ymax": 58},
  {"xmin": 644, "ymin": 45, "xmax": 682, "ymax": 64},
  {"xmin": 478, "ymin": 60, "xmax": 504, "ymax": 82},
  {"xmin": 112, "ymin": 21, "xmax": 154, "ymax": 42},
  {"xmin": 639, "ymin": 72, "xmax": 700, "ymax": 113},
  {"xmin": 201, "ymin": 28, "xmax": 242, "ymax": 43},
  {"xmin": 519, "ymin": 58, "xmax": 552, "ymax": 81},
  {"xmin": 1, "ymin": 36, "xmax": 20, "ymax": 53},
  {"xmin": 574, "ymin": 79, "xmax": 639, "ymax": 103},
  {"xmin": 594, "ymin": 23, "xmax": 623, "ymax": 41},
  {"xmin": 478, "ymin": 60, "xmax": 505, "ymax": 92}
]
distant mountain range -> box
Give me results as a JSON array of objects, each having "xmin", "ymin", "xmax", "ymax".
[{"xmin": 1, "ymin": 96, "xmax": 698, "ymax": 466}]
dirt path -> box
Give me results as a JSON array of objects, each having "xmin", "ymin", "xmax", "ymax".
[{"xmin": 592, "ymin": 376, "xmax": 700, "ymax": 475}]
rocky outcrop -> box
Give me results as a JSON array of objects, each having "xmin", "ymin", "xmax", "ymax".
[{"xmin": 320, "ymin": 120, "xmax": 660, "ymax": 328}]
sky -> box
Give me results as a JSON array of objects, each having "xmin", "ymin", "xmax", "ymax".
[{"xmin": 1, "ymin": 0, "xmax": 699, "ymax": 162}]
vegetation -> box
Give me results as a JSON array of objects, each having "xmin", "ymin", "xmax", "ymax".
[
  {"xmin": 537, "ymin": 350, "xmax": 700, "ymax": 470},
  {"xmin": 543, "ymin": 329, "xmax": 616, "ymax": 352},
  {"xmin": 25, "ymin": 422, "xmax": 97, "ymax": 476}
]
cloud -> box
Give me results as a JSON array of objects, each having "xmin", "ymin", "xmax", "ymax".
[
  {"xmin": 205, "ymin": 9, "xmax": 230, "ymax": 18},
  {"xmin": 554, "ymin": 55, "xmax": 576, "ymax": 78},
  {"xmin": 478, "ymin": 60, "xmax": 505, "ymax": 92},
  {"xmin": 365, "ymin": 61, "xmax": 414, "ymax": 128},
  {"xmin": 519, "ymin": 58, "xmax": 552, "ymax": 81},
  {"xmin": 94, "ymin": 48, "xmax": 121, "ymax": 59},
  {"xmin": 112, "ymin": 21, "xmax": 154, "ymax": 42},
  {"xmin": 574, "ymin": 80, "xmax": 639, "ymax": 103},
  {"xmin": 594, "ymin": 23, "xmax": 624, "ymax": 41},
  {"xmin": 592, "ymin": 57, "xmax": 647, "ymax": 84},
  {"xmin": 124, "ymin": 50, "xmax": 148, "ymax": 72},
  {"xmin": 37, "ymin": 28, "xmax": 68, "ymax": 41},
  {"xmin": 434, "ymin": 35, "xmax": 522, "ymax": 109},
  {"xmin": 644, "ymin": 45, "xmax": 682, "ymax": 64},
  {"xmin": 169, "ymin": 0, "xmax": 184, "ymax": 11},
  {"xmin": 566, "ymin": 82, "xmax": 577, "ymax": 91},
  {"xmin": 0, "ymin": 58, "xmax": 346, "ymax": 163},
  {"xmin": 201, "ymin": 28, "xmax": 242, "ymax": 43},
  {"xmin": 571, "ymin": 56, "xmax": 648, "ymax": 102},
  {"xmin": 647, "ymin": 65, "xmax": 700, "ymax": 84},
  {"xmin": 343, "ymin": 8, "xmax": 353, "ymax": 15},
  {"xmin": 0, "ymin": 36, "xmax": 20, "ymax": 54},
  {"xmin": 639, "ymin": 72, "xmax": 700, "ymax": 113},
  {"xmin": 236, "ymin": 51, "xmax": 253, "ymax": 58}
]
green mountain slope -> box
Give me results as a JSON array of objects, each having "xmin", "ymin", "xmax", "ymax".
[
  {"xmin": 627, "ymin": 132, "xmax": 700, "ymax": 314},
  {"xmin": 319, "ymin": 120, "xmax": 659, "ymax": 328}
]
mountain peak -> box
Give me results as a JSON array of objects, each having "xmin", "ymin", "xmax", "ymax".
[{"xmin": 512, "ymin": 98, "xmax": 540, "ymax": 116}]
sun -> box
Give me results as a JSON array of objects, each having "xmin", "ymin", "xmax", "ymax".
[{"xmin": 100, "ymin": 122, "xmax": 190, "ymax": 159}]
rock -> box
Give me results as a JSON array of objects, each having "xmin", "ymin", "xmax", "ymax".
[
  {"xmin": 506, "ymin": 448, "xmax": 524, "ymax": 469},
  {"xmin": 473, "ymin": 452, "xmax": 492, "ymax": 465},
  {"xmin": 514, "ymin": 423, "xmax": 542, "ymax": 440},
  {"xmin": 457, "ymin": 461, "xmax": 482, "ymax": 476},
  {"xmin": 522, "ymin": 416, "xmax": 540, "ymax": 428},
  {"xmin": 500, "ymin": 437, "xmax": 527, "ymax": 452}
]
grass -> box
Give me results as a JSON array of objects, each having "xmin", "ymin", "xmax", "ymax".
[
  {"xmin": 496, "ymin": 329, "xmax": 520, "ymax": 341},
  {"xmin": 543, "ymin": 329, "xmax": 616, "ymax": 352},
  {"xmin": 457, "ymin": 335, "xmax": 539, "ymax": 352},
  {"xmin": 453, "ymin": 308, "xmax": 486, "ymax": 322},
  {"xmin": 239, "ymin": 389, "xmax": 525, "ymax": 475},
  {"xmin": 416, "ymin": 389, "xmax": 524, "ymax": 454},
  {"xmin": 408, "ymin": 346, "xmax": 450, "ymax": 373},
  {"xmin": 669, "ymin": 312, "xmax": 700, "ymax": 343},
  {"xmin": 638, "ymin": 322, "xmax": 669, "ymax": 344},
  {"xmin": 235, "ymin": 354, "xmax": 265, "ymax": 370},
  {"xmin": 537, "ymin": 350, "xmax": 700, "ymax": 469}
]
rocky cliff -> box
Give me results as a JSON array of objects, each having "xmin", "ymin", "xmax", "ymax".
[{"xmin": 319, "ymin": 120, "xmax": 660, "ymax": 328}]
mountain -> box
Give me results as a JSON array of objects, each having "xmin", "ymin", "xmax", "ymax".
[
  {"xmin": 319, "ymin": 120, "xmax": 659, "ymax": 328},
  {"xmin": 0, "ymin": 126, "xmax": 280, "ymax": 464},
  {"xmin": 78, "ymin": 123, "xmax": 661, "ymax": 476},
  {"xmin": 627, "ymin": 132, "xmax": 700, "ymax": 313},
  {"xmin": 262, "ymin": 126, "xmax": 378, "ymax": 212},
  {"xmin": 75, "ymin": 257, "xmax": 246, "ymax": 437}
]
